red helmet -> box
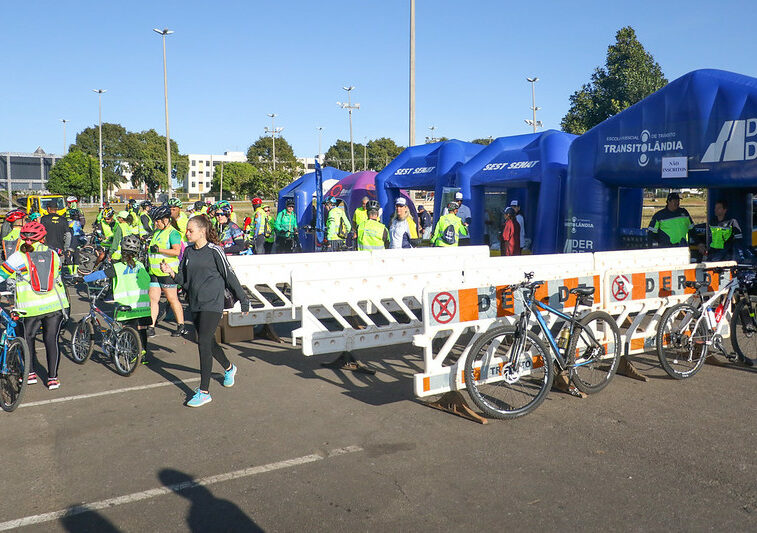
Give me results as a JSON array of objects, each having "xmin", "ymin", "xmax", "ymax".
[
  {"xmin": 5, "ymin": 210, "xmax": 26, "ymax": 223},
  {"xmin": 19, "ymin": 221, "xmax": 47, "ymax": 243},
  {"xmin": 251, "ymin": 197, "xmax": 262, "ymax": 207}
]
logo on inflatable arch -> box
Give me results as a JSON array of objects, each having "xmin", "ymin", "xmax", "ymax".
[
  {"xmin": 701, "ymin": 119, "xmax": 757, "ymax": 163},
  {"xmin": 603, "ymin": 129, "xmax": 684, "ymax": 167}
]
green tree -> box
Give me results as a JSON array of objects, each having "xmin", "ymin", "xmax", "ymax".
[
  {"xmin": 47, "ymin": 150, "xmax": 101, "ymax": 198},
  {"xmin": 126, "ymin": 129, "xmax": 187, "ymax": 196},
  {"xmin": 324, "ymin": 139, "xmax": 366, "ymax": 171},
  {"xmin": 72, "ymin": 123, "xmax": 129, "ymax": 191},
  {"xmin": 424, "ymin": 136, "xmax": 449, "ymax": 144},
  {"xmin": 367, "ymin": 137, "xmax": 404, "ymax": 170},
  {"xmin": 247, "ymin": 136, "xmax": 298, "ymax": 169},
  {"xmin": 561, "ymin": 26, "xmax": 667, "ymax": 134},
  {"xmin": 472, "ymin": 137, "xmax": 494, "ymax": 145},
  {"xmin": 210, "ymin": 162, "xmax": 257, "ymax": 198}
]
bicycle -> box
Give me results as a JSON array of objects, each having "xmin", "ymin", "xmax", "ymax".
[
  {"xmin": 70, "ymin": 279, "xmax": 143, "ymax": 376},
  {"xmin": 464, "ymin": 272, "xmax": 621, "ymax": 419},
  {"xmin": 656, "ymin": 265, "xmax": 757, "ymax": 379},
  {"xmin": 0, "ymin": 304, "xmax": 30, "ymax": 412}
]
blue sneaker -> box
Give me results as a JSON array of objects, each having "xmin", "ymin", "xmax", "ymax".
[
  {"xmin": 187, "ymin": 389, "xmax": 212, "ymax": 408},
  {"xmin": 223, "ymin": 364, "xmax": 237, "ymax": 387}
]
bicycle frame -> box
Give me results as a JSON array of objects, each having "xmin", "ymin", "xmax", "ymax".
[
  {"xmin": 684, "ymin": 275, "xmax": 740, "ymax": 340},
  {"xmin": 82, "ymin": 283, "xmax": 124, "ymax": 350},
  {"xmin": 0, "ymin": 308, "xmax": 21, "ymax": 374}
]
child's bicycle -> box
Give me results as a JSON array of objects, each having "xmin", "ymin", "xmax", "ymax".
[
  {"xmin": 70, "ymin": 279, "xmax": 143, "ymax": 376},
  {"xmin": 0, "ymin": 301, "xmax": 30, "ymax": 412},
  {"xmin": 655, "ymin": 264, "xmax": 757, "ymax": 379}
]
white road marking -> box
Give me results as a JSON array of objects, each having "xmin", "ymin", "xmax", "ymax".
[
  {"xmin": 19, "ymin": 377, "xmax": 202, "ymax": 408},
  {"xmin": 0, "ymin": 445, "xmax": 363, "ymax": 531}
]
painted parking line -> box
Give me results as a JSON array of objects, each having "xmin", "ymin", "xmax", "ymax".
[
  {"xmin": 19, "ymin": 377, "xmax": 202, "ymax": 408},
  {"xmin": 0, "ymin": 445, "xmax": 363, "ymax": 531}
]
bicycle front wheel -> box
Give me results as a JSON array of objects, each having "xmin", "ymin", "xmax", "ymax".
[
  {"xmin": 0, "ymin": 337, "xmax": 31, "ymax": 412},
  {"xmin": 656, "ymin": 303, "xmax": 709, "ymax": 379},
  {"xmin": 569, "ymin": 311, "xmax": 622, "ymax": 394},
  {"xmin": 731, "ymin": 295, "xmax": 757, "ymax": 366},
  {"xmin": 71, "ymin": 318, "xmax": 95, "ymax": 364},
  {"xmin": 112, "ymin": 327, "xmax": 142, "ymax": 376},
  {"xmin": 464, "ymin": 326, "xmax": 553, "ymax": 420}
]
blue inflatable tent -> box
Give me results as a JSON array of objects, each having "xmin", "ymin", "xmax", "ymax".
[
  {"xmin": 456, "ymin": 130, "xmax": 576, "ymax": 254},
  {"xmin": 564, "ymin": 69, "xmax": 757, "ymax": 253},
  {"xmin": 278, "ymin": 166, "xmax": 350, "ymax": 251},
  {"xmin": 375, "ymin": 140, "xmax": 484, "ymax": 225}
]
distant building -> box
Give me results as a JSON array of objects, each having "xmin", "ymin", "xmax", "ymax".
[
  {"xmin": 297, "ymin": 155, "xmax": 325, "ymax": 172},
  {"xmin": 185, "ymin": 151, "xmax": 247, "ymax": 195},
  {"xmin": 0, "ymin": 147, "xmax": 62, "ymax": 194}
]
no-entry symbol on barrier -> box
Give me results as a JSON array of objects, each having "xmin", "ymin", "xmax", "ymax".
[
  {"xmin": 431, "ymin": 292, "xmax": 457, "ymax": 324},
  {"xmin": 612, "ymin": 275, "xmax": 631, "ymax": 301}
]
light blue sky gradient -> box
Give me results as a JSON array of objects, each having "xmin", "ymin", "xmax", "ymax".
[{"xmin": 2, "ymin": 0, "xmax": 755, "ymax": 158}]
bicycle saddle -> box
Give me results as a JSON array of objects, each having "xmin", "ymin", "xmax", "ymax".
[
  {"xmin": 683, "ymin": 280, "xmax": 706, "ymax": 290},
  {"xmin": 117, "ymin": 305, "xmax": 133, "ymax": 312},
  {"xmin": 570, "ymin": 286, "xmax": 595, "ymax": 296}
]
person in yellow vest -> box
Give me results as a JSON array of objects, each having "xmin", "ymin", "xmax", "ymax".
[
  {"xmin": 352, "ymin": 195, "xmax": 369, "ymax": 232},
  {"xmin": 97, "ymin": 207, "xmax": 116, "ymax": 248},
  {"xmin": 193, "ymin": 200, "xmax": 208, "ymax": 217},
  {"xmin": 0, "ymin": 221, "xmax": 69, "ymax": 390},
  {"xmin": 2, "ymin": 210, "xmax": 27, "ymax": 261},
  {"xmin": 356, "ymin": 201, "xmax": 389, "ymax": 250},
  {"xmin": 166, "ymin": 198, "xmax": 188, "ymax": 241},
  {"xmin": 431, "ymin": 201, "xmax": 468, "ymax": 247},
  {"xmin": 324, "ymin": 197, "xmax": 351, "ymax": 251},
  {"xmin": 137, "ymin": 200, "xmax": 154, "ymax": 237},
  {"xmin": 109, "ymin": 210, "xmax": 135, "ymax": 260},
  {"xmin": 83, "ymin": 234, "xmax": 152, "ymax": 364},
  {"xmin": 250, "ymin": 197, "xmax": 271, "ymax": 255},
  {"xmin": 147, "ymin": 205, "xmax": 186, "ymax": 338}
]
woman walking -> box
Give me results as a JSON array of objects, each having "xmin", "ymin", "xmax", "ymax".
[
  {"xmin": 147, "ymin": 205, "xmax": 186, "ymax": 337},
  {"xmin": 161, "ymin": 215, "xmax": 249, "ymax": 407}
]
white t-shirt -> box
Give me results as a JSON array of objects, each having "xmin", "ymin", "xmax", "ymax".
[
  {"xmin": 390, "ymin": 218, "xmax": 409, "ymax": 249},
  {"xmin": 515, "ymin": 213, "xmax": 525, "ymax": 244}
]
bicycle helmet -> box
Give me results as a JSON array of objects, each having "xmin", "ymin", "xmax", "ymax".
[
  {"xmin": 127, "ymin": 198, "xmax": 137, "ymax": 207},
  {"xmin": 5, "ymin": 209, "xmax": 27, "ymax": 223},
  {"xmin": 194, "ymin": 200, "xmax": 205, "ymax": 211},
  {"xmin": 66, "ymin": 195, "xmax": 78, "ymax": 204},
  {"xmin": 140, "ymin": 200, "xmax": 153, "ymax": 209},
  {"xmin": 251, "ymin": 197, "xmax": 262, "ymax": 207},
  {"xmin": 27, "ymin": 212, "xmax": 41, "ymax": 221},
  {"xmin": 366, "ymin": 200, "xmax": 380, "ymax": 212},
  {"xmin": 285, "ymin": 198, "xmax": 295, "ymax": 207},
  {"xmin": 446, "ymin": 201, "xmax": 458, "ymax": 211},
  {"xmin": 116, "ymin": 210, "xmax": 130, "ymax": 220},
  {"xmin": 150, "ymin": 205, "xmax": 172, "ymax": 221},
  {"xmin": 120, "ymin": 234, "xmax": 141, "ymax": 255},
  {"xmin": 102, "ymin": 207, "xmax": 115, "ymax": 219},
  {"xmin": 67, "ymin": 208, "xmax": 81, "ymax": 219},
  {"xmin": 19, "ymin": 221, "xmax": 46, "ymax": 243},
  {"xmin": 166, "ymin": 198, "xmax": 183, "ymax": 208},
  {"xmin": 216, "ymin": 205, "xmax": 232, "ymax": 217}
]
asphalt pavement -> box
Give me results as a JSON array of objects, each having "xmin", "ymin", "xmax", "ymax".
[{"xmin": 0, "ymin": 287, "xmax": 755, "ymax": 532}]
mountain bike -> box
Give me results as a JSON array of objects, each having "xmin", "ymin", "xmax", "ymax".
[
  {"xmin": 656, "ymin": 265, "xmax": 757, "ymax": 379},
  {"xmin": 0, "ymin": 305, "xmax": 30, "ymax": 412},
  {"xmin": 464, "ymin": 272, "xmax": 621, "ymax": 419},
  {"xmin": 70, "ymin": 279, "xmax": 143, "ymax": 376}
]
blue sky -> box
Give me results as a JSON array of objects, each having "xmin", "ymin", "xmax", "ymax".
[{"xmin": 2, "ymin": 0, "xmax": 756, "ymax": 158}]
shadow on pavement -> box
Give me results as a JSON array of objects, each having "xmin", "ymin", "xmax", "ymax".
[
  {"xmin": 158, "ymin": 468, "xmax": 263, "ymax": 533},
  {"xmin": 59, "ymin": 506, "xmax": 122, "ymax": 532}
]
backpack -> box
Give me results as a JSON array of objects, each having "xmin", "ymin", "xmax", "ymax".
[
  {"xmin": 441, "ymin": 224, "xmax": 456, "ymax": 245},
  {"xmin": 337, "ymin": 217, "xmax": 348, "ymax": 239}
]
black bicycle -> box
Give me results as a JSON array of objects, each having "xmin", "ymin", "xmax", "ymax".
[{"xmin": 464, "ymin": 272, "xmax": 621, "ymax": 419}]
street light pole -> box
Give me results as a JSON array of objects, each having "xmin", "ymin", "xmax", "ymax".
[
  {"xmin": 153, "ymin": 28, "xmax": 174, "ymax": 198},
  {"xmin": 337, "ymin": 86, "xmax": 360, "ymax": 173},
  {"xmin": 60, "ymin": 119, "xmax": 69, "ymax": 154},
  {"xmin": 409, "ymin": 0, "xmax": 415, "ymax": 147},
  {"xmin": 92, "ymin": 89, "xmax": 106, "ymax": 206},
  {"xmin": 525, "ymin": 77, "xmax": 542, "ymax": 133},
  {"xmin": 264, "ymin": 113, "xmax": 283, "ymax": 171},
  {"xmin": 363, "ymin": 137, "xmax": 368, "ymax": 170},
  {"xmin": 317, "ymin": 126, "xmax": 323, "ymax": 162}
]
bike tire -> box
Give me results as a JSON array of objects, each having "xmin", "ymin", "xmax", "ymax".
[
  {"xmin": 71, "ymin": 318, "xmax": 95, "ymax": 364},
  {"xmin": 0, "ymin": 337, "xmax": 31, "ymax": 412},
  {"xmin": 730, "ymin": 295, "xmax": 757, "ymax": 366},
  {"xmin": 112, "ymin": 327, "xmax": 142, "ymax": 376},
  {"xmin": 464, "ymin": 325, "xmax": 553, "ymax": 420},
  {"xmin": 569, "ymin": 311, "xmax": 622, "ymax": 394},
  {"xmin": 656, "ymin": 303, "xmax": 708, "ymax": 379}
]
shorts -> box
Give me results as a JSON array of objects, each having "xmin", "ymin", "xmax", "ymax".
[{"xmin": 149, "ymin": 274, "xmax": 177, "ymax": 289}]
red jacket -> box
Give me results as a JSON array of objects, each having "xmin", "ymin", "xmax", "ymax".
[{"xmin": 502, "ymin": 219, "xmax": 521, "ymax": 256}]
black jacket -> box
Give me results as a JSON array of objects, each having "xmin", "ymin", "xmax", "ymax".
[
  {"xmin": 171, "ymin": 242, "xmax": 249, "ymax": 313},
  {"xmin": 40, "ymin": 213, "xmax": 72, "ymax": 251}
]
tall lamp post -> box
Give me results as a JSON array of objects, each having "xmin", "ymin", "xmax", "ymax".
[
  {"xmin": 316, "ymin": 126, "xmax": 323, "ymax": 163},
  {"xmin": 153, "ymin": 28, "xmax": 174, "ymax": 198},
  {"xmin": 524, "ymin": 77, "xmax": 542, "ymax": 132},
  {"xmin": 264, "ymin": 113, "xmax": 283, "ymax": 170},
  {"xmin": 60, "ymin": 119, "xmax": 69, "ymax": 154},
  {"xmin": 92, "ymin": 89, "xmax": 106, "ymax": 206},
  {"xmin": 409, "ymin": 0, "xmax": 415, "ymax": 147},
  {"xmin": 337, "ymin": 86, "xmax": 360, "ymax": 173}
]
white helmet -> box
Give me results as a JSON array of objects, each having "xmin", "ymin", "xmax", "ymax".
[{"xmin": 66, "ymin": 196, "xmax": 77, "ymax": 203}]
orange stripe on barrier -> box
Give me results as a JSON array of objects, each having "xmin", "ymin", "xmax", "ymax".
[
  {"xmin": 458, "ymin": 288, "xmax": 479, "ymax": 322},
  {"xmin": 423, "ymin": 377, "xmax": 430, "ymax": 392},
  {"xmin": 709, "ymin": 271, "xmax": 720, "ymax": 292},
  {"xmin": 534, "ymin": 281, "xmax": 549, "ymax": 304},
  {"xmin": 632, "ymin": 272, "xmax": 646, "ymax": 300},
  {"xmin": 630, "ymin": 338, "xmax": 645, "ymax": 351},
  {"xmin": 593, "ymin": 275, "xmax": 602, "ymax": 304},
  {"xmin": 659, "ymin": 270, "xmax": 673, "ymax": 297},
  {"xmin": 563, "ymin": 277, "xmax": 578, "ymax": 308}
]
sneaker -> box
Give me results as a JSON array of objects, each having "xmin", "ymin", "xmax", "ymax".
[
  {"xmin": 47, "ymin": 378, "xmax": 60, "ymax": 390},
  {"xmin": 171, "ymin": 324, "xmax": 187, "ymax": 337},
  {"xmin": 147, "ymin": 326, "xmax": 156, "ymax": 338},
  {"xmin": 140, "ymin": 350, "xmax": 149, "ymax": 365},
  {"xmin": 187, "ymin": 388, "xmax": 212, "ymax": 408},
  {"xmin": 27, "ymin": 372, "xmax": 38, "ymax": 385},
  {"xmin": 223, "ymin": 364, "xmax": 237, "ymax": 387}
]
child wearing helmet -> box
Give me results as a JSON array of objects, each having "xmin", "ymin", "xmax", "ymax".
[
  {"xmin": 83, "ymin": 233, "xmax": 151, "ymax": 364},
  {"xmin": 0, "ymin": 221, "xmax": 69, "ymax": 390}
]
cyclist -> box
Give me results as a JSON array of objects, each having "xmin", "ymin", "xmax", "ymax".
[
  {"xmin": 83, "ymin": 234, "xmax": 151, "ymax": 363},
  {"xmin": 250, "ymin": 197, "xmax": 270, "ymax": 254},
  {"xmin": 137, "ymin": 200, "xmax": 154, "ymax": 236},
  {"xmin": 194, "ymin": 200, "xmax": 207, "ymax": 217},
  {"xmin": 40, "ymin": 203, "xmax": 71, "ymax": 254},
  {"xmin": 356, "ymin": 201, "xmax": 389, "ymax": 250},
  {"xmin": 109, "ymin": 210, "xmax": 135, "ymax": 261},
  {"xmin": 97, "ymin": 207, "xmax": 116, "ymax": 248},
  {"xmin": 166, "ymin": 198, "xmax": 188, "ymax": 241},
  {"xmin": 0, "ymin": 221, "xmax": 69, "ymax": 390},
  {"xmin": 67, "ymin": 208, "xmax": 86, "ymax": 247},
  {"xmin": 215, "ymin": 204, "xmax": 247, "ymax": 255},
  {"xmin": 2, "ymin": 210, "xmax": 27, "ymax": 261},
  {"xmin": 324, "ymin": 197, "xmax": 351, "ymax": 251},
  {"xmin": 431, "ymin": 201, "xmax": 468, "ymax": 247},
  {"xmin": 273, "ymin": 199, "xmax": 298, "ymax": 253},
  {"xmin": 66, "ymin": 195, "xmax": 79, "ymax": 210},
  {"xmin": 147, "ymin": 205, "xmax": 186, "ymax": 338}
]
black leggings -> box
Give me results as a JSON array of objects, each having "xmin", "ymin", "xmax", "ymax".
[
  {"xmin": 24, "ymin": 311, "xmax": 65, "ymax": 379},
  {"xmin": 193, "ymin": 311, "xmax": 230, "ymax": 391}
]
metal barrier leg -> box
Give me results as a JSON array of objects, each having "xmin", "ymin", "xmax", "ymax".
[
  {"xmin": 424, "ymin": 392, "xmax": 487, "ymax": 425},
  {"xmin": 321, "ymin": 351, "xmax": 376, "ymax": 375}
]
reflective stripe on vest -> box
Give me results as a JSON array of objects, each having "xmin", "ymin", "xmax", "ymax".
[
  {"xmin": 2, "ymin": 238, "xmax": 20, "ymax": 259},
  {"xmin": 357, "ymin": 219, "xmax": 386, "ymax": 250},
  {"xmin": 149, "ymin": 227, "xmax": 179, "ymax": 276},
  {"xmin": 709, "ymin": 225, "xmax": 733, "ymax": 249},
  {"xmin": 113, "ymin": 261, "xmax": 151, "ymax": 320}
]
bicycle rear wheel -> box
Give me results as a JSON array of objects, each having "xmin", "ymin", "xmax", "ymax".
[
  {"xmin": 464, "ymin": 326, "xmax": 553, "ymax": 420},
  {"xmin": 569, "ymin": 311, "xmax": 621, "ymax": 394},
  {"xmin": 112, "ymin": 327, "xmax": 142, "ymax": 376},
  {"xmin": 731, "ymin": 295, "xmax": 757, "ymax": 366},
  {"xmin": 0, "ymin": 337, "xmax": 31, "ymax": 412},
  {"xmin": 71, "ymin": 317, "xmax": 95, "ymax": 364},
  {"xmin": 656, "ymin": 303, "xmax": 709, "ymax": 379}
]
